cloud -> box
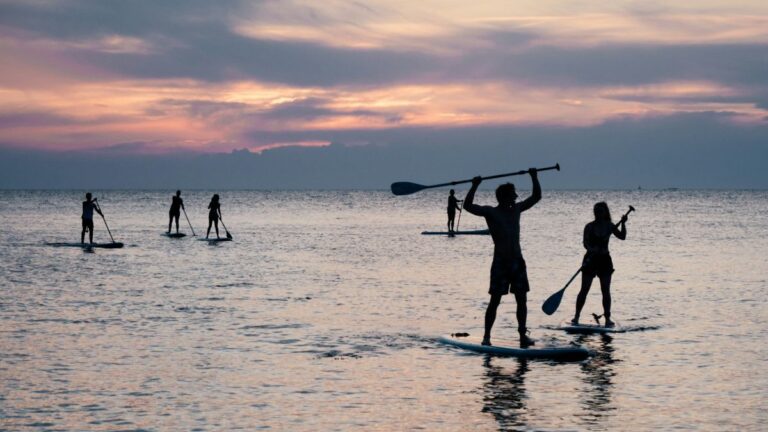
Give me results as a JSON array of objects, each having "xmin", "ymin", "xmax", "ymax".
[{"xmin": 2, "ymin": 112, "xmax": 767, "ymax": 189}]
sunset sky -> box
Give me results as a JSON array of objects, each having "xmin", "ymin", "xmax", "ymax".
[{"xmin": 1, "ymin": 1, "xmax": 767, "ymax": 188}]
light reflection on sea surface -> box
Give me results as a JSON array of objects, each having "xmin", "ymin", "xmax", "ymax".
[{"xmin": 0, "ymin": 190, "xmax": 766, "ymax": 430}]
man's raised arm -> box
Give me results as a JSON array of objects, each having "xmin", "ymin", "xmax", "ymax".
[
  {"xmin": 462, "ymin": 176, "xmax": 485, "ymax": 216},
  {"xmin": 518, "ymin": 168, "xmax": 541, "ymax": 212}
]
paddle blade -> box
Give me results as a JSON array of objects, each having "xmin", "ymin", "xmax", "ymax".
[
  {"xmin": 541, "ymin": 288, "xmax": 566, "ymax": 315},
  {"xmin": 391, "ymin": 182, "xmax": 426, "ymax": 196},
  {"xmin": 226, "ymin": 231, "xmax": 233, "ymax": 240}
]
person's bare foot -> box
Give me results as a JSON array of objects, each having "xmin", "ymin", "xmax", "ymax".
[{"xmin": 481, "ymin": 337, "xmax": 492, "ymax": 346}]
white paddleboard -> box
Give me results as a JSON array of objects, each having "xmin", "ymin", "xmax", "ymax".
[
  {"xmin": 557, "ymin": 321, "xmax": 624, "ymax": 334},
  {"xmin": 421, "ymin": 229, "xmax": 490, "ymax": 236},
  {"xmin": 439, "ymin": 333, "xmax": 589, "ymax": 361}
]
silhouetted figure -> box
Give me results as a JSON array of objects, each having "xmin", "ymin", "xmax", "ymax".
[
  {"xmin": 81, "ymin": 192, "xmax": 103, "ymax": 244},
  {"xmin": 572, "ymin": 202, "xmax": 627, "ymax": 327},
  {"xmin": 167, "ymin": 190, "xmax": 185, "ymax": 234},
  {"xmin": 464, "ymin": 168, "xmax": 541, "ymax": 347},
  {"xmin": 206, "ymin": 194, "xmax": 222, "ymax": 239},
  {"xmin": 447, "ymin": 189, "xmax": 463, "ymax": 235}
]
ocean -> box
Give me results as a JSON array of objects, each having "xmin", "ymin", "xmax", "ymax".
[{"xmin": 1, "ymin": 189, "xmax": 766, "ymax": 430}]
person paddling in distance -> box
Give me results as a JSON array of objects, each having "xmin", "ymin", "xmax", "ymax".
[
  {"xmin": 463, "ymin": 168, "xmax": 541, "ymax": 347},
  {"xmin": 206, "ymin": 194, "xmax": 222, "ymax": 239},
  {"xmin": 571, "ymin": 202, "xmax": 627, "ymax": 327},
  {"xmin": 81, "ymin": 192, "xmax": 103, "ymax": 244},
  {"xmin": 447, "ymin": 189, "xmax": 463, "ymax": 235},
  {"xmin": 168, "ymin": 190, "xmax": 185, "ymax": 234}
]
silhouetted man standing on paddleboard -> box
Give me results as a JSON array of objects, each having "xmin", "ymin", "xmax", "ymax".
[
  {"xmin": 447, "ymin": 189, "xmax": 463, "ymax": 235},
  {"xmin": 81, "ymin": 192, "xmax": 103, "ymax": 244},
  {"xmin": 464, "ymin": 168, "xmax": 541, "ymax": 347},
  {"xmin": 168, "ymin": 190, "xmax": 185, "ymax": 234}
]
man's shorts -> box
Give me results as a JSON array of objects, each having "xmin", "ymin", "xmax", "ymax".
[
  {"xmin": 582, "ymin": 253, "xmax": 614, "ymax": 279},
  {"xmin": 489, "ymin": 257, "xmax": 530, "ymax": 296},
  {"xmin": 169, "ymin": 210, "xmax": 181, "ymax": 218},
  {"xmin": 82, "ymin": 218, "xmax": 94, "ymax": 231}
]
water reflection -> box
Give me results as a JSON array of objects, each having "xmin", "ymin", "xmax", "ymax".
[
  {"xmin": 577, "ymin": 334, "xmax": 618, "ymax": 425},
  {"xmin": 481, "ymin": 356, "xmax": 530, "ymax": 430}
]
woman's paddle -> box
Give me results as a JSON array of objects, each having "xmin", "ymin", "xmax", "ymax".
[
  {"xmin": 93, "ymin": 199, "xmax": 117, "ymax": 244},
  {"xmin": 391, "ymin": 163, "xmax": 560, "ymax": 196},
  {"xmin": 219, "ymin": 217, "xmax": 233, "ymax": 240},
  {"xmin": 541, "ymin": 205, "xmax": 636, "ymax": 315},
  {"xmin": 541, "ymin": 266, "xmax": 584, "ymax": 315},
  {"xmin": 182, "ymin": 208, "xmax": 196, "ymax": 236}
]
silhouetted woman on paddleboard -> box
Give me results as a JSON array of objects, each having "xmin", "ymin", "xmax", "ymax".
[
  {"xmin": 572, "ymin": 202, "xmax": 627, "ymax": 327},
  {"xmin": 206, "ymin": 194, "xmax": 222, "ymax": 239}
]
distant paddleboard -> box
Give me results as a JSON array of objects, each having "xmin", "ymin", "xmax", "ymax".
[
  {"xmin": 421, "ymin": 229, "xmax": 490, "ymax": 236},
  {"xmin": 163, "ymin": 232, "xmax": 187, "ymax": 238},
  {"xmin": 47, "ymin": 242, "xmax": 124, "ymax": 249},
  {"xmin": 439, "ymin": 333, "xmax": 589, "ymax": 361},
  {"xmin": 557, "ymin": 321, "xmax": 624, "ymax": 334},
  {"xmin": 198, "ymin": 238, "xmax": 232, "ymax": 242}
]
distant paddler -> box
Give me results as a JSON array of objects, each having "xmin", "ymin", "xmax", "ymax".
[
  {"xmin": 447, "ymin": 189, "xmax": 463, "ymax": 236},
  {"xmin": 571, "ymin": 202, "xmax": 630, "ymax": 327},
  {"xmin": 206, "ymin": 194, "xmax": 222, "ymax": 239},
  {"xmin": 463, "ymin": 168, "xmax": 542, "ymax": 347},
  {"xmin": 81, "ymin": 192, "xmax": 103, "ymax": 244},
  {"xmin": 167, "ymin": 190, "xmax": 186, "ymax": 234}
]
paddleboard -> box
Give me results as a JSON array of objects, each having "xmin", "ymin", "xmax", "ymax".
[
  {"xmin": 163, "ymin": 232, "xmax": 187, "ymax": 238},
  {"xmin": 198, "ymin": 237, "xmax": 232, "ymax": 242},
  {"xmin": 557, "ymin": 321, "xmax": 624, "ymax": 334},
  {"xmin": 421, "ymin": 229, "xmax": 490, "ymax": 236},
  {"xmin": 47, "ymin": 242, "xmax": 124, "ymax": 249},
  {"xmin": 439, "ymin": 333, "xmax": 589, "ymax": 361}
]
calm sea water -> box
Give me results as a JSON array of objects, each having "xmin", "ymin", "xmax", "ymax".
[{"xmin": 1, "ymin": 189, "xmax": 766, "ymax": 431}]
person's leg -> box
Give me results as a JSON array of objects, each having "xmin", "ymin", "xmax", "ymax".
[
  {"xmin": 81, "ymin": 220, "xmax": 86, "ymax": 243},
  {"xmin": 514, "ymin": 290, "xmax": 535, "ymax": 346},
  {"xmin": 514, "ymin": 290, "xmax": 528, "ymax": 333},
  {"xmin": 88, "ymin": 222, "xmax": 94, "ymax": 244},
  {"xmin": 214, "ymin": 220, "xmax": 219, "ymax": 238},
  {"xmin": 599, "ymin": 273, "xmax": 613, "ymax": 325},
  {"xmin": 174, "ymin": 214, "xmax": 180, "ymax": 233},
  {"xmin": 573, "ymin": 273, "xmax": 594, "ymax": 324},
  {"xmin": 483, "ymin": 294, "xmax": 502, "ymax": 345},
  {"xmin": 206, "ymin": 218, "xmax": 212, "ymax": 238},
  {"xmin": 168, "ymin": 214, "xmax": 172, "ymax": 233}
]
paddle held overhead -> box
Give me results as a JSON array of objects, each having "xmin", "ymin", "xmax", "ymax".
[{"xmin": 390, "ymin": 163, "xmax": 560, "ymax": 196}]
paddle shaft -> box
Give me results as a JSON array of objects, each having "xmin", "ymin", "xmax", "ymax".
[
  {"xmin": 182, "ymin": 208, "xmax": 196, "ymax": 236},
  {"xmin": 456, "ymin": 202, "xmax": 463, "ymax": 231},
  {"xmin": 94, "ymin": 201, "xmax": 116, "ymax": 243},
  {"xmin": 391, "ymin": 163, "xmax": 560, "ymax": 195},
  {"xmin": 428, "ymin": 164, "xmax": 559, "ymax": 191},
  {"xmin": 219, "ymin": 216, "xmax": 232, "ymax": 239}
]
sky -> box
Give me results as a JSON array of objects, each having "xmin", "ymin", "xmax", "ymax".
[{"xmin": 1, "ymin": 0, "xmax": 767, "ymax": 189}]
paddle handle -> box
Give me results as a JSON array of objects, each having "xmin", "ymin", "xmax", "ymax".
[{"xmin": 616, "ymin": 205, "xmax": 635, "ymax": 226}]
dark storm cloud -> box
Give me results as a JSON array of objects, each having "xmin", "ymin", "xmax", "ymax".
[{"xmin": 2, "ymin": 112, "xmax": 767, "ymax": 189}]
